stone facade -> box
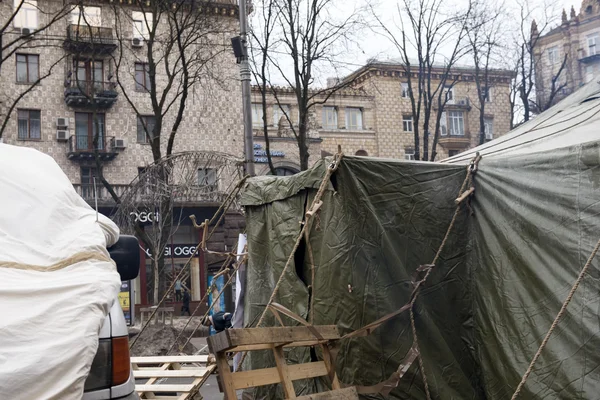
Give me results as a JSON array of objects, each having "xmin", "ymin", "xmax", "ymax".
[
  {"xmin": 252, "ymin": 62, "xmax": 514, "ymax": 162},
  {"xmin": 534, "ymin": 0, "xmax": 600, "ymax": 108},
  {"xmin": 0, "ymin": 0, "xmax": 243, "ymax": 188},
  {"xmin": 0, "ymin": 0, "xmax": 246, "ymax": 306}
]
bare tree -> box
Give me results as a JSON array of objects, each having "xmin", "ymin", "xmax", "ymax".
[
  {"xmin": 253, "ymin": 0, "xmax": 366, "ymax": 170},
  {"xmin": 90, "ymin": 1, "xmax": 234, "ymax": 304},
  {"xmin": 249, "ymin": 0, "xmax": 278, "ymax": 174},
  {"xmin": 510, "ymin": 0, "xmax": 565, "ymax": 126},
  {"xmin": 375, "ymin": 0, "xmax": 474, "ymax": 161},
  {"xmin": 466, "ymin": 1, "xmax": 505, "ymax": 145},
  {"xmin": 0, "ymin": 0, "xmax": 72, "ymax": 139}
]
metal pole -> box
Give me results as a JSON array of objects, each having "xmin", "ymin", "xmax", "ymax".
[{"xmin": 239, "ymin": 0, "xmax": 255, "ymax": 176}]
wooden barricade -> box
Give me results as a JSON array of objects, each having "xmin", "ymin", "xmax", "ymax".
[
  {"xmin": 139, "ymin": 306, "xmax": 175, "ymax": 326},
  {"xmin": 207, "ymin": 326, "xmax": 359, "ymax": 400},
  {"xmin": 132, "ymin": 355, "xmax": 215, "ymax": 399}
]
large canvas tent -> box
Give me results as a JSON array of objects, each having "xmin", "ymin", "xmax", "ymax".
[{"xmin": 240, "ymin": 80, "xmax": 600, "ymax": 399}]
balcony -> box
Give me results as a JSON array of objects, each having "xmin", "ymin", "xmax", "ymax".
[
  {"xmin": 65, "ymin": 80, "xmax": 118, "ymax": 109},
  {"xmin": 445, "ymin": 97, "xmax": 471, "ymax": 110},
  {"xmin": 68, "ymin": 135, "xmax": 118, "ymax": 161},
  {"xmin": 438, "ymin": 132, "xmax": 472, "ymax": 148},
  {"xmin": 73, "ymin": 183, "xmax": 129, "ymax": 204},
  {"xmin": 63, "ymin": 24, "xmax": 117, "ymax": 55}
]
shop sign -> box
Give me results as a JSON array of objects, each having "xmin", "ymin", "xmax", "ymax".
[
  {"xmin": 253, "ymin": 144, "xmax": 285, "ymax": 163},
  {"xmin": 144, "ymin": 243, "xmax": 199, "ymax": 258},
  {"xmin": 130, "ymin": 211, "xmax": 160, "ymax": 223}
]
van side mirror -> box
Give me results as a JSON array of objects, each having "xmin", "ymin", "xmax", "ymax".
[{"xmin": 108, "ymin": 235, "xmax": 140, "ymax": 281}]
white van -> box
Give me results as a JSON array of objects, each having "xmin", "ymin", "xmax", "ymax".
[{"xmin": 83, "ymin": 236, "xmax": 140, "ymax": 400}]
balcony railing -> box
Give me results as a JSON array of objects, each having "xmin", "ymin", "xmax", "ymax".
[
  {"xmin": 73, "ymin": 183, "xmax": 130, "ymax": 203},
  {"xmin": 64, "ymin": 24, "xmax": 117, "ymax": 54},
  {"xmin": 64, "ymin": 79, "xmax": 118, "ymax": 108},
  {"xmin": 67, "ymin": 135, "xmax": 118, "ymax": 161}
]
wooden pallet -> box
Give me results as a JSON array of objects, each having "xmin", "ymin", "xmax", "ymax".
[
  {"xmin": 207, "ymin": 326, "xmax": 359, "ymax": 400},
  {"xmin": 132, "ymin": 355, "xmax": 215, "ymax": 399}
]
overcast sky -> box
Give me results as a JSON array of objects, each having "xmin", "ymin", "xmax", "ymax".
[{"xmin": 250, "ymin": 0, "xmax": 582, "ymax": 86}]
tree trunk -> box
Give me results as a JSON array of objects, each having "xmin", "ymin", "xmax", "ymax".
[
  {"xmin": 153, "ymin": 257, "xmax": 160, "ymax": 305},
  {"xmin": 298, "ymin": 116, "xmax": 310, "ymax": 171}
]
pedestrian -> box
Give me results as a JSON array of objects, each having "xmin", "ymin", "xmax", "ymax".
[
  {"xmin": 202, "ymin": 311, "xmax": 232, "ymax": 333},
  {"xmin": 181, "ymin": 289, "xmax": 191, "ymax": 316},
  {"xmin": 175, "ymin": 279, "xmax": 182, "ymax": 302}
]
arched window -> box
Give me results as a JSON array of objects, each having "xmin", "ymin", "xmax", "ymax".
[
  {"xmin": 274, "ymin": 167, "xmax": 298, "ymax": 176},
  {"xmin": 355, "ymin": 149, "xmax": 368, "ymax": 156}
]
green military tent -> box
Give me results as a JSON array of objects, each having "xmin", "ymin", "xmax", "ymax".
[{"xmin": 239, "ymin": 80, "xmax": 600, "ymax": 399}]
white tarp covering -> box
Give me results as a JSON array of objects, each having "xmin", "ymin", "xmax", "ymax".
[{"xmin": 0, "ymin": 144, "xmax": 121, "ymax": 399}]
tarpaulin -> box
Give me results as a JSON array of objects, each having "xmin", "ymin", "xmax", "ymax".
[
  {"xmin": 241, "ymin": 79, "xmax": 600, "ymax": 399},
  {"xmin": 0, "ymin": 144, "xmax": 121, "ymax": 399}
]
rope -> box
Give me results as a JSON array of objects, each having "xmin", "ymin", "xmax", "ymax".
[
  {"xmin": 0, "ymin": 251, "xmax": 114, "ymax": 271},
  {"xmin": 510, "ymin": 237, "xmax": 600, "ymax": 399},
  {"xmin": 236, "ymin": 153, "xmax": 343, "ymax": 370},
  {"xmin": 130, "ymin": 176, "xmax": 248, "ymax": 350}
]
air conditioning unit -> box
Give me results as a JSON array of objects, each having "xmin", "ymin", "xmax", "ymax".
[
  {"xmin": 113, "ymin": 138, "xmax": 126, "ymax": 149},
  {"xmin": 20, "ymin": 27, "xmax": 34, "ymax": 37},
  {"xmin": 56, "ymin": 130, "xmax": 69, "ymax": 141},
  {"xmin": 57, "ymin": 117, "xmax": 68, "ymax": 129},
  {"xmin": 132, "ymin": 37, "xmax": 144, "ymax": 48},
  {"xmin": 457, "ymin": 99, "xmax": 468, "ymax": 105}
]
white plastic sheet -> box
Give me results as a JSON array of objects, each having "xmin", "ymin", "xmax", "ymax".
[{"xmin": 0, "ymin": 144, "xmax": 121, "ymax": 399}]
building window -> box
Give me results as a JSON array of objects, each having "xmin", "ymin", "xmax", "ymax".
[
  {"xmin": 483, "ymin": 86, "xmax": 492, "ymax": 102},
  {"xmin": 17, "ymin": 109, "xmax": 41, "ymax": 140},
  {"xmin": 70, "ymin": 5, "xmax": 102, "ymax": 27},
  {"xmin": 484, "ymin": 118, "xmax": 493, "ymax": 140},
  {"xmin": 440, "ymin": 111, "xmax": 448, "ymax": 136},
  {"xmin": 588, "ymin": 34, "xmax": 599, "ymax": 56},
  {"xmin": 198, "ymin": 168, "xmax": 217, "ymax": 189},
  {"xmin": 404, "ymin": 148, "xmax": 415, "ymax": 161},
  {"xmin": 585, "ymin": 65, "xmax": 595, "ymax": 83},
  {"xmin": 444, "ymin": 86, "xmax": 455, "ymax": 104},
  {"xmin": 137, "ymin": 115, "xmax": 156, "ymax": 143},
  {"xmin": 74, "ymin": 112, "xmax": 105, "ymax": 151},
  {"xmin": 401, "ymin": 82, "xmax": 410, "ymax": 98},
  {"xmin": 547, "ymin": 47, "xmax": 558, "ymax": 64},
  {"xmin": 322, "ymin": 106, "xmax": 338, "ymax": 130},
  {"xmin": 80, "ymin": 167, "xmax": 100, "ymax": 199},
  {"xmin": 274, "ymin": 167, "xmax": 298, "ymax": 176},
  {"xmin": 251, "ymin": 103, "xmax": 264, "ymax": 128},
  {"xmin": 448, "ymin": 150, "xmax": 460, "ymax": 157},
  {"xmin": 345, "ymin": 107, "xmax": 363, "ymax": 130},
  {"xmin": 448, "ymin": 111, "xmax": 465, "ymax": 136},
  {"xmin": 16, "ymin": 54, "xmax": 39, "ymax": 83},
  {"xmin": 74, "ymin": 60, "xmax": 103, "ymax": 91},
  {"xmin": 273, "ymin": 104, "xmax": 291, "ymax": 127},
  {"xmin": 135, "ymin": 63, "xmax": 151, "ymax": 91},
  {"xmin": 132, "ymin": 11, "xmax": 152, "ymax": 40},
  {"xmin": 13, "ymin": 0, "xmax": 38, "ymax": 29},
  {"xmin": 402, "ymin": 115, "xmax": 413, "ymax": 132}
]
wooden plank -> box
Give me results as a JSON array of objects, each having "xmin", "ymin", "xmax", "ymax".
[
  {"xmin": 208, "ymin": 326, "xmax": 340, "ymax": 353},
  {"xmin": 231, "ymin": 361, "xmax": 328, "ymax": 390},
  {"xmin": 321, "ymin": 344, "xmax": 340, "ymax": 390},
  {"xmin": 273, "ymin": 346, "xmax": 296, "ymax": 398},
  {"xmin": 296, "ymin": 387, "xmax": 359, "ymax": 400},
  {"xmin": 216, "ymin": 352, "xmax": 237, "ymax": 400},
  {"xmin": 136, "ymin": 384, "xmax": 195, "ymax": 392},
  {"xmin": 133, "ymin": 369, "xmax": 210, "ymax": 378},
  {"xmin": 228, "ymin": 340, "xmax": 330, "ymax": 352},
  {"xmin": 131, "ymin": 356, "xmax": 209, "ymax": 364}
]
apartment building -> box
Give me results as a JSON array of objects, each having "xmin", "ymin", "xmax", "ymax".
[
  {"xmin": 0, "ymin": 0, "xmax": 244, "ymax": 308},
  {"xmin": 252, "ymin": 61, "xmax": 514, "ymax": 163},
  {"xmin": 533, "ymin": 0, "xmax": 600, "ymax": 108}
]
